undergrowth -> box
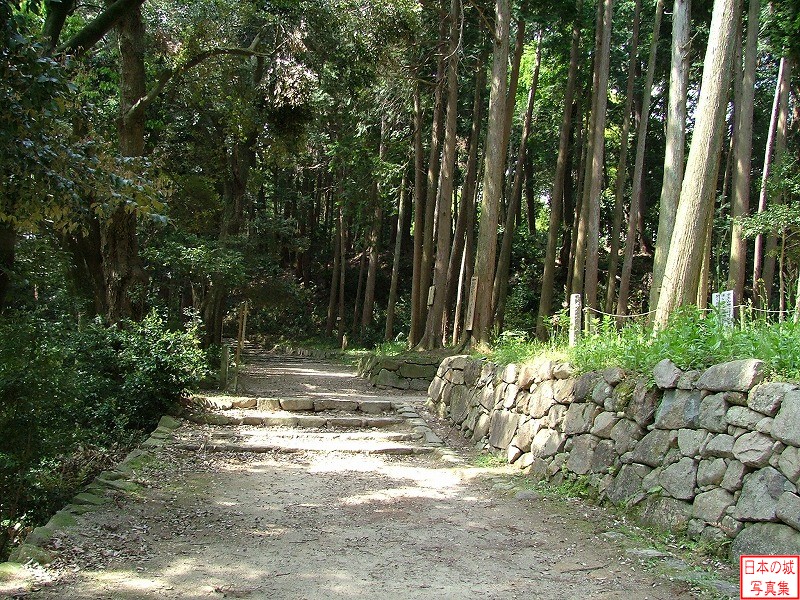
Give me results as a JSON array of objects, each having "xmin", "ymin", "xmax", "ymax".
[{"xmin": 485, "ymin": 306, "xmax": 800, "ymax": 381}]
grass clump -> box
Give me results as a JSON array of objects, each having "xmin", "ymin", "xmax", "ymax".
[{"xmin": 484, "ymin": 306, "xmax": 800, "ymax": 381}]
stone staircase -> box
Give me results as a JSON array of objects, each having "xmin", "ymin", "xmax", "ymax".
[{"xmin": 179, "ymin": 372, "xmax": 444, "ymax": 456}]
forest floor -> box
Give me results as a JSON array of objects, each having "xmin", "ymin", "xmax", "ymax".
[{"xmin": 2, "ymin": 350, "xmax": 739, "ymax": 600}]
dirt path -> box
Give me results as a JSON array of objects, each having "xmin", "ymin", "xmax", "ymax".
[{"xmin": 7, "ymin": 352, "xmax": 737, "ymax": 599}]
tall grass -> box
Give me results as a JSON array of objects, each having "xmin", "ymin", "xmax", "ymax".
[{"xmin": 488, "ymin": 307, "xmax": 800, "ymax": 381}]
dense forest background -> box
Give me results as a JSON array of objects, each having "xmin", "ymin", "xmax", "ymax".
[{"xmin": 1, "ymin": 0, "xmax": 798, "ymax": 559}]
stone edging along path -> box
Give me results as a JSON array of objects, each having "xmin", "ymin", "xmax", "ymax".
[{"xmin": 427, "ymin": 354, "xmax": 800, "ymax": 563}]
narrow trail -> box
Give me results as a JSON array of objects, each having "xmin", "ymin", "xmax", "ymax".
[{"xmin": 11, "ymin": 350, "xmax": 732, "ymax": 599}]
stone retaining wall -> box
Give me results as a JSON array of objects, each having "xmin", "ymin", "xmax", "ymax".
[
  {"xmin": 358, "ymin": 353, "xmax": 440, "ymax": 391},
  {"xmin": 427, "ymin": 355, "xmax": 800, "ymax": 560}
]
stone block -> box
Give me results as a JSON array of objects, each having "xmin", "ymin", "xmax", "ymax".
[
  {"xmin": 448, "ymin": 387, "xmax": 470, "ymax": 424},
  {"xmin": 772, "ymin": 390, "xmax": 800, "ymax": 447},
  {"xmin": 373, "ymin": 369, "xmax": 410, "ymax": 389},
  {"xmin": 602, "ymin": 366, "xmax": 626, "ymax": 386},
  {"xmin": 610, "ymin": 419, "xmax": 643, "ymax": 454},
  {"xmin": 653, "ymin": 359, "xmax": 682, "ymax": 389},
  {"xmin": 512, "ymin": 419, "xmax": 540, "ymax": 453},
  {"xmin": 488, "ymin": 411, "xmax": 520, "ymax": 449},
  {"xmin": 678, "ymin": 428, "xmax": 710, "ymax": 458},
  {"xmin": 695, "ymin": 359, "xmax": 765, "ymax": 393},
  {"xmin": 503, "ymin": 383, "xmax": 519, "ymax": 409},
  {"xmin": 398, "ymin": 362, "xmax": 438, "ymax": 380},
  {"xmin": 444, "ymin": 368, "xmax": 465, "ymax": 385},
  {"xmin": 703, "ymin": 434, "xmax": 736, "ymax": 459},
  {"xmin": 530, "ymin": 429, "xmax": 566, "ymax": 459},
  {"xmin": 625, "ymin": 379, "xmax": 661, "ymax": 427},
  {"xmin": 479, "ymin": 385, "xmax": 494, "ymax": 411},
  {"xmin": 698, "ymin": 394, "xmax": 728, "ymax": 433},
  {"xmin": 502, "ymin": 363, "xmax": 518, "ymax": 384},
  {"xmin": 631, "ymin": 429, "xmax": 678, "ymax": 467},
  {"xmin": 563, "ymin": 402, "xmax": 602, "ymax": 435},
  {"xmin": 749, "ymin": 382, "xmax": 796, "ymax": 417},
  {"xmin": 507, "ymin": 445, "xmax": 523, "ymax": 464},
  {"xmin": 517, "ymin": 364, "xmax": 537, "ymax": 390},
  {"xmin": 655, "ymin": 389, "xmax": 702, "ymax": 429},
  {"xmin": 574, "ymin": 372, "xmax": 601, "ymax": 401},
  {"xmin": 755, "ymin": 417, "xmax": 773, "ymax": 435},
  {"xmin": 257, "ymin": 397, "xmax": 282, "ymax": 411},
  {"xmin": 552, "ymin": 363, "xmax": 576, "ymax": 379},
  {"xmin": 731, "ymin": 523, "xmax": 800, "ymax": 559},
  {"xmin": 697, "ymin": 458, "xmax": 727, "ymax": 487},
  {"xmin": 677, "ymin": 370, "xmax": 701, "ymax": 390},
  {"xmin": 660, "ymin": 457, "xmax": 698, "ymax": 500},
  {"xmin": 779, "ymin": 446, "xmax": 800, "ymax": 481},
  {"xmin": 590, "ymin": 411, "xmax": 619, "ymax": 439},
  {"xmin": 590, "ymin": 439, "xmax": 617, "ymax": 474},
  {"xmin": 693, "ymin": 489, "xmax": 735, "ymax": 524},
  {"xmin": 735, "ymin": 467, "xmax": 795, "ymax": 522},
  {"xmin": 591, "ymin": 381, "xmax": 613, "ymax": 406},
  {"xmin": 777, "ymin": 492, "xmax": 800, "ymax": 532},
  {"xmin": 463, "ymin": 359, "xmax": 484, "ymax": 387},
  {"xmin": 553, "ymin": 378, "xmax": 575, "ymax": 404},
  {"xmin": 605, "ymin": 463, "xmax": 651, "ymax": 505},
  {"xmin": 472, "ymin": 414, "xmax": 490, "ymax": 442},
  {"xmin": 733, "ymin": 431, "xmax": 774, "ymax": 468},
  {"xmin": 721, "ymin": 460, "xmax": 747, "ymax": 492},
  {"xmin": 634, "ymin": 496, "xmax": 692, "ymax": 533},
  {"xmin": 539, "ymin": 405, "xmax": 562, "ymax": 430},
  {"xmin": 726, "ymin": 406, "xmax": 763, "ymax": 430},
  {"xmin": 566, "ymin": 434, "xmax": 599, "ymax": 475},
  {"xmin": 527, "ymin": 381, "xmax": 556, "ymax": 418}
]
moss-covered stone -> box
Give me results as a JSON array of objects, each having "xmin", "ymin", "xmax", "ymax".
[
  {"xmin": 95, "ymin": 477, "xmax": 140, "ymax": 493},
  {"xmin": 0, "ymin": 562, "xmax": 28, "ymax": 582},
  {"xmin": 47, "ymin": 510, "xmax": 77, "ymax": 528},
  {"xmin": 612, "ymin": 379, "xmax": 636, "ymax": 412},
  {"xmin": 9, "ymin": 544, "xmax": 54, "ymax": 565},
  {"xmin": 158, "ymin": 415, "xmax": 181, "ymax": 430},
  {"xmin": 73, "ymin": 492, "xmax": 109, "ymax": 506}
]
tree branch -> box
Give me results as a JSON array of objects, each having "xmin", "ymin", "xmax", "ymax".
[
  {"xmin": 56, "ymin": 0, "xmax": 146, "ymax": 55},
  {"xmin": 123, "ymin": 45, "xmax": 274, "ymax": 125}
]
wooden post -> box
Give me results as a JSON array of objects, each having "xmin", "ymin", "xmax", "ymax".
[
  {"xmin": 465, "ymin": 276, "xmax": 478, "ymax": 332},
  {"xmin": 569, "ymin": 293, "xmax": 582, "ymax": 347},
  {"xmin": 220, "ymin": 345, "xmax": 229, "ymax": 391}
]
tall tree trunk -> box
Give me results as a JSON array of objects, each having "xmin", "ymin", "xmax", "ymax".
[
  {"xmin": 604, "ymin": 0, "xmax": 641, "ymax": 314},
  {"xmin": 755, "ymin": 57, "xmax": 792, "ymax": 308},
  {"xmin": 409, "ymin": 83, "xmax": 426, "ymax": 345},
  {"xmin": 654, "ymin": 0, "xmax": 741, "ymax": 328},
  {"xmin": 727, "ymin": 0, "xmax": 758, "ymax": 305},
  {"xmin": 385, "ymin": 169, "xmax": 409, "ymax": 341},
  {"xmin": 361, "ymin": 123, "xmax": 387, "ymax": 335},
  {"xmin": 104, "ymin": 3, "xmax": 148, "ymax": 323},
  {"xmin": 445, "ymin": 48, "xmax": 487, "ymax": 339},
  {"xmin": 493, "ymin": 31, "xmax": 541, "ymax": 332},
  {"xmin": 337, "ymin": 207, "xmax": 347, "ymax": 346},
  {"xmin": 502, "ymin": 18, "xmax": 526, "ymax": 161},
  {"xmin": 617, "ymin": 0, "xmax": 664, "ymax": 317},
  {"xmin": 567, "ymin": 91, "xmax": 589, "ymax": 298},
  {"xmin": 470, "ymin": 0, "xmax": 510, "ymax": 344},
  {"xmin": 650, "ymin": 0, "xmax": 691, "ymax": 311},
  {"xmin": 326, "ymin": 215, "xmax": 342, "ymax": 337},
  {"xmin": 420, "ymin": 0, "xmax": 460, "ymax": 350},
  {"xmin": 581, "ymin": 0, "xmax": 614, "ymax": 315},
  {"xmin": 0, "ymin": 222, "xmax": 15, "ymax": 312},
  {"xmin": 418, "ymin": 8, "xmax": 449, "ymax": 340},
  {"xmin": 352, "ymin": 246, "xmax": 367, "ymax": 337}
]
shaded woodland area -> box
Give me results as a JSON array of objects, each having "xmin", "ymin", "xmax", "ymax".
[{"xmin": 0, "ymin": 0, "xmax": 798, "ymax": 559}]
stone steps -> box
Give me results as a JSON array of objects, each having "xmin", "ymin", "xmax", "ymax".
[
  {"xmin": 190, "ymin": 395, "xmax": 397, "ymax": 415},
  {"xmin": 184, "ymin": 411, "xmax": 406, "ymax": 429}
]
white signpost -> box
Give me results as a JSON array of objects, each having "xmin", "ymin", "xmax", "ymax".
[
  {"xmin": 569, "ymin": 293, "xmax": 582, "ymax": 347},
  {"xmin": 712, "ymin": 290, "xmax": 735, "ymax": 328},
  {"xmin": 465, "ymin": 277, "xmax": 478, "ymax": 332}
]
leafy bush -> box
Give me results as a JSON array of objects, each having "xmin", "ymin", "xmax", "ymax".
[{"xmin": 0, "ymin": 310, "xmax": 206, "ymax": 559}]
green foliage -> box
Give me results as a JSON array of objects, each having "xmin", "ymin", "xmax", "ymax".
[
  {"xmin": 0, "ymin": 310, "xmax": 206, "ymax": 559},
  {"xmin": 570, "ymin": 307, "xmax": 800, "ymax": 381},
  {"xmin": 484, "ymin": 307, "xmax": 800, "ymax": 382}
]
